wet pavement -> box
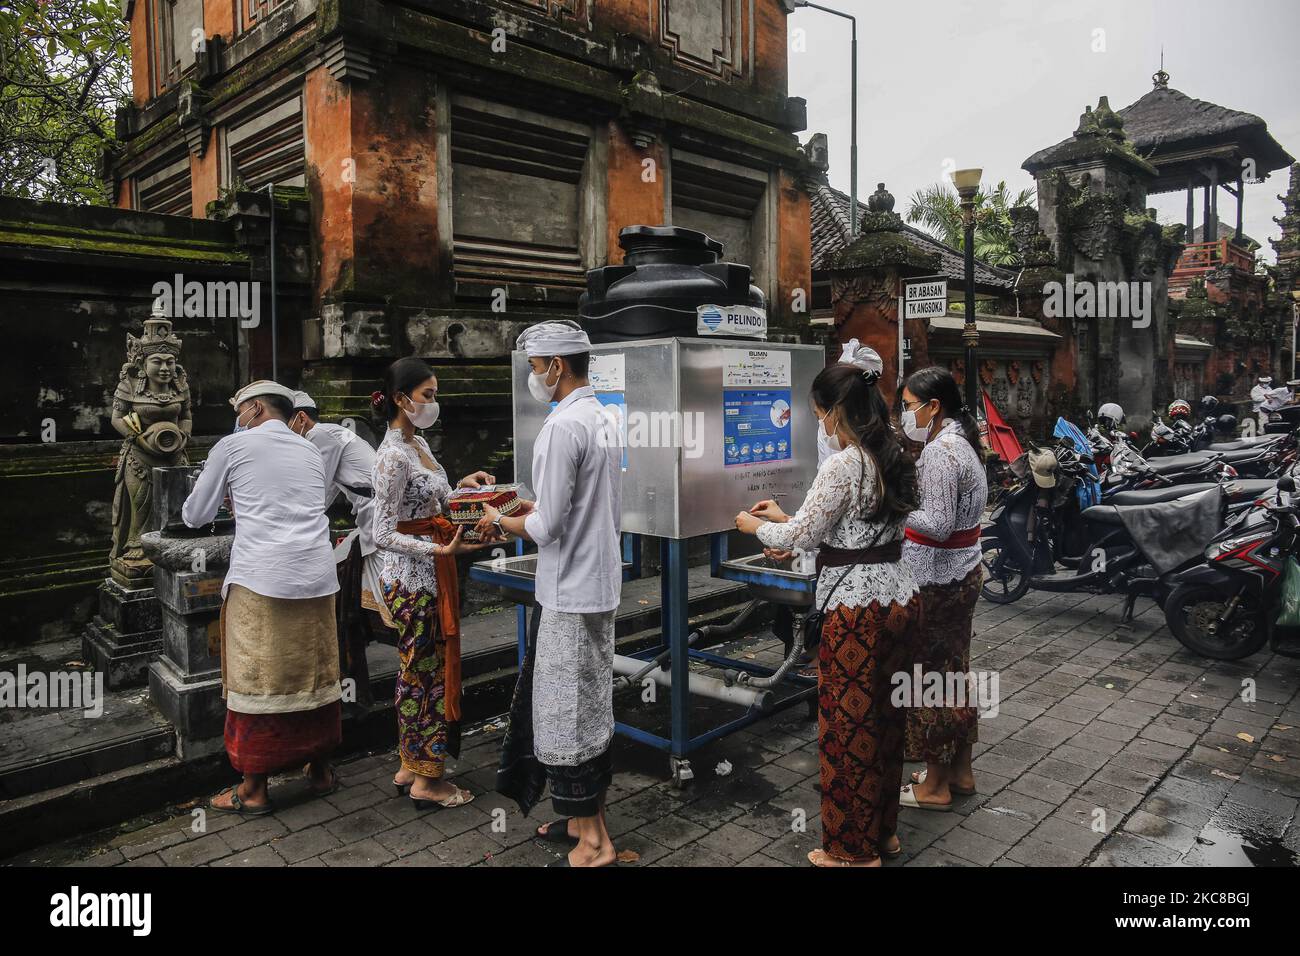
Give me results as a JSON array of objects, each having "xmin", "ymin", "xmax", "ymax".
[{"xmin": 7, "ymin": 587, "xmax": 1299, "ymax": 867}]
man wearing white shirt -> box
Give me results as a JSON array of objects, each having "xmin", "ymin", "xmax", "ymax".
[
  {"xmin": 182, "ymin": 380, "xmax": 342, "ymax": 815},
  {"xmin": 289, "ymin": 391, "xmax": 385, "ymax": 708},
  {"xmin": 478, "ymin": 319, "xmax": 621, "ymax": 868}
]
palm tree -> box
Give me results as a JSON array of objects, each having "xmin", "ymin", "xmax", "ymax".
[{"xmin": 905, "ymin": 180, "xmax": 1036, "ymax": 266}]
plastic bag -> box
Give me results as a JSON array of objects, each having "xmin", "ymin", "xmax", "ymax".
[{"xmin": 1276, "ymin": 557, "xmax": 1300, "ymax": 628}]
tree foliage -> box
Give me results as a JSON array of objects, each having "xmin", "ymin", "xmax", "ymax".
[
  {"xmin": 0, "ymin": 0, "xmax": 131, "ymax": 204},
  {"xmin": 905, "ymin": 180, "xmax": 1037, "ymax": 266}
]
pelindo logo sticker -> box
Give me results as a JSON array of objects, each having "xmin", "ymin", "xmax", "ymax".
[{"xmin": 700, "ymin": 307, "xmax": 723, "ymax": 330}]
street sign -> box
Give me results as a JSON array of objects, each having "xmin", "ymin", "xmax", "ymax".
[{"xmin": 903, "ymin": 276, "xmax": 948, "ymax": 320}]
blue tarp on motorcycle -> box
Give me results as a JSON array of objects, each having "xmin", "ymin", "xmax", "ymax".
[
  {"xmin": 1053, "ymin": 417, "xmax": 1102, "ymax": 508},
  {"xmin": 1113, "ymin": 486, "xmax": 1224, "ymax": 576}
]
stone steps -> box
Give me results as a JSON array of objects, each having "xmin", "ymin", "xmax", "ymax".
[{"xmin": 0, "ymin": 567, "xmax": 759, "ymax": 856}]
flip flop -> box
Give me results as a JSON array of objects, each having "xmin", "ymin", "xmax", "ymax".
[
  {"xmin": 910, "ymin": 768, "xmax": 976, "ymax": 796},
  {"xmin": 547, "ymin": 854, "xmax": 619, "ymax": 868},
  {"xmin": 308, "ymin": 766, "xmax": 341, "ymax": 797},
  {"xmin": 899, "ymin": 783, "xmax": 952, "ymax": 812},
  {"xmin": 208, "ymin": 785, "xmax": 274, "ymax": 816},
  {"xmin": 537, "ymin": 819, "xmax": 579, "ymax": 845},
  {"xmin": 807, "ymin": 849, "xmax": 879, "ymax": 867}
]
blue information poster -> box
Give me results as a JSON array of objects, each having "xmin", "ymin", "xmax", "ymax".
[
  {"xmin": 724, "ymin": 389, "xmax": 792, "ymax": 467},
  {"xmin": 596, "ymin": 392, "xmax": 629, "ymax": 471}
]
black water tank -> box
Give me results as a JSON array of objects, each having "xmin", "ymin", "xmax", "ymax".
[{"xmin": 578, "ymin": 225, "xmax": 766, "ymax": 342}]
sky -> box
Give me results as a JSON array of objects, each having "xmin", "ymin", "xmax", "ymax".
[{"xmin": 786, "ymin": 0, "xmax": 1300, "ymax": 261}]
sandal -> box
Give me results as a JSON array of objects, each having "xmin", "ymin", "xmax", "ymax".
[
  {"xmin": 208, "ymin": 785, "xmax": 274, "ymax": 816},
  {"xmin": 411, "ymin": 785, "xmax": 475, "ymax": 811},
  {"xmin": 910, "ymin": 768, "xmax": 976, "ymax": 796},
  {"xmin": 807, "ymin": 849, "xmax": 879, "ymax": 867},
  {"xmin": 537, "ymin": 819, "xmax": 579, "ymax": 845},
  {"xmin": 308, "ymin": 766, "xmax": 341, "ymax": 797},
  {"xmin": 899, "ymin": 783, "xmax": 952, "ymax": 812}
]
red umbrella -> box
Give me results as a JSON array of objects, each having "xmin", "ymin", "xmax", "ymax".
[{"xmin": 981, "ymin": 390, "xmax": 1023, "ymax": 463}]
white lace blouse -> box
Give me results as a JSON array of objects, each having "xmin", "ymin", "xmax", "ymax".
[
  {"xmin": 756, "ymin": 446, "xmax": 917, "ymax": 609},
  {"xmin": 372, "ymin": 428, "xmax": 451, "ymax": 596},
  {"xmin": 903, "ymin": 419, "xmax": 987, "ymax": 587}
]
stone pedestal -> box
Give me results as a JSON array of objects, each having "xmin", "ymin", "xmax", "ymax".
[
  {"xmin": 82, "ymin": 578, "xmax": 163, "ymax": 688},
  {"xmin": 143, "ymin": 466, "xmax": 233, "ymax": 760}
]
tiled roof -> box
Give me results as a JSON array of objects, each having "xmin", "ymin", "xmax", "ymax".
[{"xmin": 808, "ymin": 179, "xmax": 1017, "ymax": 291}]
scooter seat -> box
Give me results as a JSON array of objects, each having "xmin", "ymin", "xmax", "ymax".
[
  {"xmin": 1105, "ymin": 483, "xmax": 1217, "ymax": 506},
  {"xmin": 1082, "ymin": 504, "xmax": 1125, "ymax": 525},
  {"xmin": 1216, "ymin": 447, "xmax": 1273, "ymax": 465},
  {"xmin": 1144, "ymin": 452, "xmax": 1216, "ymax": 475},
  {"xmin": 1223, "ymin": 478, "xmax": 1278, "ymax": 498},
  {"xmin": 1207, "ymin": 435, "xmax": 1281, "ymax": 451}
]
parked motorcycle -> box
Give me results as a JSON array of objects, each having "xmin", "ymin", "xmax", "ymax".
[
  {"xmin": 1163, "ymin": 476, "xmax": 1300, "ymax": 660},
  {"xmin": 981, "ymin": 441, "xmax": 1279, "ymax": 612}
]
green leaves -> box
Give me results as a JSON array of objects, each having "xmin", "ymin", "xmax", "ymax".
[
  {"xmin": 905, "ymin": 179, "xmax": 1037, "ymax": 267},
  {"xmin": 0, "ymin": 0, "xmax": 131, "ymax": 205}
]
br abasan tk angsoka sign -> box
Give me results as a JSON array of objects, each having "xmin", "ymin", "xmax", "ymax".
[{"xmin": 903, "ymin": 278, "xmax": 948, "ymax": 320}]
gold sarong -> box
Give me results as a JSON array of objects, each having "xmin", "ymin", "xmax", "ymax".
[{"xmin": 220, "ymin": 584, "xmax": 342, "ymax": 715}]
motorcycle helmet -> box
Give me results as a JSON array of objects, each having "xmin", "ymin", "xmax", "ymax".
[
  {"xmin": 1167, "ymin": 399, "xmax": 1191, "ymax": 420},
  {"xmin": 1213, "ymin": 413, "xmax": 1237, "ymax": 435},
  {"xmin": 1097, "ymin": 402, "xmax": 1125, "ymax": 430}
]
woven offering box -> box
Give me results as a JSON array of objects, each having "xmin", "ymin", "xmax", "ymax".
[{"xmin": 447, "ymin": 484, "xmax": 523, "ymax": 539}]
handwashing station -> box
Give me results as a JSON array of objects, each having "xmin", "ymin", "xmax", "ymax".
[{"xmin": 471, "ymin": 226, "xmax": 823, "ymax": 786}]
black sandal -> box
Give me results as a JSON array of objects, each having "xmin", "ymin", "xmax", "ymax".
[
  {"xmin": 537, "ymin": 819, "xmax": 579, "ymax": 845},
  {"xmin": 208, "ymin": 785, "xmax": 274, "ymax": 816}
]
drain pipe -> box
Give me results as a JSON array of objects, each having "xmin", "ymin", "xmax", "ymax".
[
  {"xmin": 265, "ymin": 183, "xmax": 278, "ymax": 381},
  {"xmin": 731, "ymin": 617, "xmax": 807, "ymax": 689},
  {"xmin": 612, "ymin": 599, "xmax": 765, "ymax": 692}
]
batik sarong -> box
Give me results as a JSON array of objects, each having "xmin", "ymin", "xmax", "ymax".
[
  {"xmin": 819, "ymin": 595, "xmax": 919, "ymax": 863},
  {"xmin": 905, "ymin": 565, "xmax": 982, "ymax": 765},
  {"xmin": 383, "ymin": 580, "xmax": 460, "ymax": 777}
]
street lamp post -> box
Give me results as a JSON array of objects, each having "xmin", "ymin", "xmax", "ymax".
[
  {"xmin": 783, "ymin": 1, "xmax": 858, "ymax": 236},
  {"xmin": 952, "ymin": 168, "xmax": 982, "ymax": 413}
]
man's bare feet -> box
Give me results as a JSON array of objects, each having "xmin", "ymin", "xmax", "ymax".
[
  {"xmin": 567, "ymin": 837, "xmax": 617, "ymax": 867},
  {"xmin": 808, "ymin": 849, "xmax": 880, "ymax": 867}
]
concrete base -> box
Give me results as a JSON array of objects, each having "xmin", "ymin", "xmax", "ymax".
[
  {"xmin": 147, "ymin": 656, "xmax": 225, "ymax": 757},
  {"xmin": 83, "ymin": 619, "xmax": 162, "ymax": 689},
  {"xmin": 81, "ymin": 579, "xmax": 165, "ymax": 688}
]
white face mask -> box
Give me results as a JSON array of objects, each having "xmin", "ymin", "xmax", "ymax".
[
  {"xmin": 233, "ymin": 403, "xmax": 258, "ymax": 433},
  {"xmin": 402, "ymin": 396, "xmax": 440, "ymax": 429},
  {"xmin": 817, "ymin": 410, "xmax": 843, "ymax": 461},
  {"xmin": 902, "ymin": 402, "xmax": 935, "ymax": 443},
  {"xmin": 527, "ymin": 359, "xmax": 561, "ymax": 404}
]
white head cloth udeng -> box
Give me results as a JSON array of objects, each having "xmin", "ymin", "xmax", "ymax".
[
  {"xmin": 292, "ymin": 390, "xmax": 316, "ymax": 411},
  {"xmin": 517, "ymin": 320, "xmax": 591, "ymax": 357},
  {"xmin": 229, "ymin": 380, "xmax": 297, "ymax": 408},
  {"xmin": 838, "ymin": 338, "xmax": 883, "ymax": 381}
]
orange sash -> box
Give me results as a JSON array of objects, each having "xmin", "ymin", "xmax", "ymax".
[{"xmin": 394, "ymin": 515, "xmax": 463, "ymax": 721}]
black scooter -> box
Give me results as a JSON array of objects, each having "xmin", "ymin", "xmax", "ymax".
[{"xmin": 1163, "ymin": 476, "xmax": 1300, "ymax": 660}]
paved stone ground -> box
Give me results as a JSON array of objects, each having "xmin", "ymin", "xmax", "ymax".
[{"xmin": 8, "ymin": 588, "xmax": 1300, "ymax": 868}]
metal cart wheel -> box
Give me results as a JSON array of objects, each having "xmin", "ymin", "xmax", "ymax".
[{"xmin": 669, "ymin": 757, "xmax": 694, "ymax": 789}]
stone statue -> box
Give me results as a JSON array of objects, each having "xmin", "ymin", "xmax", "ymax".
[{"xmin": 109, "ymin": 303, "xmax": 192, "ymax": 585}]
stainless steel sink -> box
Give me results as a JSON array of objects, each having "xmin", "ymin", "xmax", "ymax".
[{"xmin": 717, "ymin": 552, "xmax": 817, "ymax": 607}]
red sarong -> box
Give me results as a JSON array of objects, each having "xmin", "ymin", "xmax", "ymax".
[{"xmin": 224, "ymin": 702, "xmax": 342, "ymax": 775}]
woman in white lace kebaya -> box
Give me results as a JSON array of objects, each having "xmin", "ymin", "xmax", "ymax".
[
  {"xmin": 898, "ymin": 367, "xmax": 988, "ymax": 812},
  {"xmin": 371, "ymin": 357, "xmax": 499, "ymax": 809},
  {"xmin": 735, "ymin": 359, "xmax": 919, "ymax": 867}
]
